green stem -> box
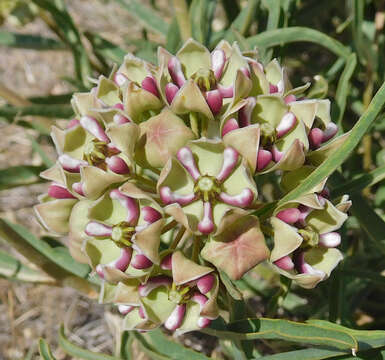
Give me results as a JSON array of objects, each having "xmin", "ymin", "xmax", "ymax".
[
  {"xmin": 266, "ymin": 276, "xmax": 292, "ymax": 317},
  {"xmin": 133, "ymin": 174, "xmax": 157, "ymax": 189},
  {"xmin": 170, "ymin": 226, "xmax": 186, "ymax": 250},
  {"xmin": 161, "ymin": 220, "xmax": 178, "ymax": 234},
  {"xmin": 192, "ymin": 236, "xmax": 202, "ymax": 262}
]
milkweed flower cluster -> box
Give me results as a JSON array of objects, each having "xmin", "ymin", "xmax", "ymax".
[{"xmin": 35, "ymin": 39, "xmax": 351, "ymax": 333}]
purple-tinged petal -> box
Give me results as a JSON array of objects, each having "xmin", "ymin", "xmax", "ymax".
[
  {"xmin": 240, "ymin": 66, "xmax": 250, "ymax": 78},
  {"xmin": 85, "ymin": 221, "xmax": 113, "ymax": 237},
  {"xmin": 96, "ymin": 264, "xmax": 105, "ymax": 279},
  {"xmin": 216, "ymin": 147, "xmax": 239, "ymax": 182},
  {"xmin": 317, "ymin": 195, "xmax": 327, "ymax": 207},
  {"xmin": 113, "ymin": 113, "xmax": 131, "ymax": 125},
  {"xmin": 138, "ymin": 275, "xmax": 172, "ymax": 297},
  {"xmin": 72, "ymin": 182, "xmax": 85, "ymax": 196},
  {"xmin": 277, "ymin": 80, "xmax": 284, "ymax": 93},
  {"xmin": 131, "ymin": 254, "xmax": 153, "ymax": 269},
  {"xmin": 319, "ymin": 232, "xmax": 341, "ymax": 248},
  {"xmin": 106, "ymin": 156, "xmax": 130, "ymax": 175},
  {"xmin": 271, "ymin": 146, "xmax": 284, "ymax": 163},
  {"xmin": 197, "ymin": 274, "xmax": 215, "ymax": 294},
  {"xmin": 67, "ymin": 119, "xmax": 80, "ymax": 129},
  {"xmin": 118, "ymin": 304, "xmax": 134, "ymax": 315},
  {"xmin": 205, "ymin": 89, "xmax": 223, "ymax": 115},
  {"xmin": 48, "ymin": 183, "xmax": 76, "ymax": 199},
  {"xmin": 274, "ymin": 255, "xmax": 295, "ymax": 271},
  {"xmin": 177, "ymin": 147, "xmax": 201, "ymax": 181},
  {"xmin": 164, "ymin": 304, "xmax": 186, "ymax": 331},
  {"xmin": 110, "ymin": 189, "xmax": 139, "ymax": 225},
  {"xmin": 238, "ymin": 97, "xmax": 256, "ymax": 127},
  {"xmin": 114, "ymin": 72, "xmax": 128, "ymax": 86},
  {"xmin": 113, "ymin": 247, "xmax": 133, "ymax": 272},
  {"xmin": 276, "ymin": 208, "xmax": 301, "ymax": 224},
  {"xmin": 138, "ymin": 306, "xmax": 146, "ymax": 319},
  {"xmin": 59, "ymin": 154, "xmax": 87, "ymax": 172},
  {"xmin": 221, "ymin": 118, "xmax": 239, "ymax": 137},
  {"xmin": 217, "ymin": 84, "xmax": 234, "ymax": 98},
  {"xmin": 107, "ymin": 142, "xmax": 120, "ymax": 153},
  {"xmin": 141, "ymin": 75, "xmax": 160, "ymax": 97},
  {"xmin": 319, "ymin": 187, "xmax": 330, "ymax": 199},
  {"xmin": 141, "ymin": 206, "xmax": 162, "ymax": 224},
  {"xmin": 113, "ymin": 103, "xmax": 124, "ymax": 110},
  {"xmin": 322, "ymin": 122, "xmax": 338, "ymax": 142},
  {"xmin": 191, "ymin": 293, "xmax": 208, "ymax": 309},
  {"xmin": 211, "ymin": 49, "xmax": 226, "ymax": 80},
  {"xmin": 276, "ymin": 112, "xmax": 297, "ymax": 138},
  {"xmin": 294, "ymin": 251, "xmax": 325, "ymax": 276},
  {"xmin": 269, "ymin": 84, "xmax": 278, "ymax": 93},
  {"xmin": 80, "ymin": 116, "xmax": 110, "ymax": 143},
  {"xmin": 256, "ymin": 149, "xmax": 272, "ymax": 171},
  {"xmin": 284, "ymin": 95, "xmax": 296, "ymax": 104},
  {"xmin": 309, "ymin": 128, "xmax": 324, "ymax": 149},
  {"xmin": 165, "ymin": 83, "xmax": 179, "ymax": 105},
  {"xmin": 168, "ymin": 56, "xmax": 186, "ymax": 88},
  {"xmin": 159, "ymin": 187, "xmax": 197, "ymax": 206},
  {"xmin": 198, "ymin": 202, "xmax": 215, "ymax": 234},
  {"xmin": 219, "ymin": 188, "xmax": 254, "ymax": 207},
  {"xmin": 197, "ymin": 317, "xmax": 211, "ymax": 328},
  {"xmin": 160, "ymin": 254, "xmax": 173, "ymax": 270},
  {"xmin": 296, "ymin": 205, "xmax": 312, "ymax": 228}
]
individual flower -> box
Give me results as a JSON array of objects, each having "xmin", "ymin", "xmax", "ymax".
[
  {"xmin": 157, "ymin": 139, "xmax": 258, "ymax": 235},
  {"xmin": 269, "ymin": 191, "xmax": 351, "ymax": 289},
  {"xmin": 157, "ymin": 39, "xmax": 254, "ymax": 123},
  {"xmin": 105, "ymin": 251, "xmax": 219, "ymax": 333},
  {"xmin": 68, "ymin": 182, "xmax": 165, "ymax": 283}
]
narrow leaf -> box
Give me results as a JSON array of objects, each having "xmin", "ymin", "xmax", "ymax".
[
  {"xmin": 0, "ymin": 165, "xmax": 45, "ymax": 190},
  {"xmin": 247, "ymin": 27, "xmax": 351, "ymax": 60},
  {"xmin": 84, "ymin": 32, "xmax": 126, "ymax": 63},
  {"xmin": 0, "ymin": 104, "xmax": 74, "ymax": 119},
  {"xmin": 114, "ymin": 0, "xmax": 169, "ymax": 36},
  {"xmin": 132, "ymin": 332, "xmax": 171, "ymax": 360},
  {"xmin": 59, "ymin": 325, "xmax": 121, "ymax": 360},
  {"xmin": 0, "ymin": 31, "xmax": 65, "ymax": 50},
  {"xmin": 39, "ymin": 339, "xmax": 58, "ymax": 360}
]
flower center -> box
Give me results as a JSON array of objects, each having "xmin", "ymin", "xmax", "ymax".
[
  {"xmin": 259, "ymin": 123, "xmax": 277, "ymax": 147},
  {"xmin": 168, "ymin": 283, "xmax": 191, "ymax": 304},
  {"xmin": 111, "ymin": 221, "xmax": 136, "ymax": 247},
  {"xmin": 298, "ymin": 226, "xmax": 319, "ymax": 247},
  {"xmin": 191, "ymin": 69, "xmax": 217, "ymax": 91},
  {"xmin": 194, "ymin": 175, "xmax": 221, "ymax": 202},
  {"xmin": 84, "ymin": 139, "xmax": 109, "ymax": 166}
]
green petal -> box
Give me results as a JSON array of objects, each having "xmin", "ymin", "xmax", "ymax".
[
  {"xmin": 289, "ymin": 99, "xmax": 318, "ymax": 130},
  {"xmin": 139, "ymin": 109, "xmax": 195, "ymax": 168},
  {"xmin": 220, "ymin": 43, "xmax": 249, "ymax": 87},
  {"xmin": 202, "ymin": 212, "xmax": 269, "ymax": 280},
  {"xmin": 280, "ymin": 165, "xmax": 326, "ymax": 194},
  {"xmin": 253, "ymin": 95, "xmax": 288, "ymax": 127},
  {"xmin": 176, "ymin": 39, "xmax": 211, "ymax": 78},
  {"xmin": 141, "ymin": 287, "xmax": 175, "ymax": 323},
  {"xmin": 306, "ymin": 199, "xmax": 348, "ymax": 234},
  {"xmin": 88, "ymin": 192, "xmax": 127, "ymax": 224},
  {"xmin": 270, "ymin": 217, "xmax": 303, "ymax": 262},
  {"xmin": 96, "ymin": 76, "xmax": 121, "ymax": 106},
  {"xmin": 188, "ymin": 139, "xmax": 224, "ymax": 176},
  {"xmin": 118, "ymin": 53, "xmax": 152, "ymax": 83},
  {"xmin": 305, "ymin": 247, "xmax": 343, "ymax": 276},
  {"xmin": 34, "ymin": 199, "xmax": 77, "ymax": 235}
]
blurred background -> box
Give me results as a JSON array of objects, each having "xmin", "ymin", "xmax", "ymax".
[{"xmin": 0, "ymin": 0, "xmax": 384, "ymax": 359}]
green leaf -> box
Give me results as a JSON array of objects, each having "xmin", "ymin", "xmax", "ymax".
[
  {"xmin": 0, "ymin": 31, "xmax": 65, "ymax": 50},
  {"xmin": 39, "ymin": 339, "xmax": 58, "ymax": 360},
  {"xmin": 146, "ymin": 329, "xmax": 211, "ymax": 360},
  {"xmin": 26, "ymin": 134, "xmax": 54, "ymax": 168},
  {"xmin": 218, "ymin": 270, "xmax": 243, "ymax": 300},
  {"xmin": 120, "ymin": 331, "xmax": 133, "ymax": 360},
  {"xmin": 341, "ymin": 269, "xmax": 385, "ymax": 286},
  {"xmin": 0, "ymin": 249, "xmax": 54, "ymax": 283},
  {"xmin": 331, "ymin": 165, "xmax": 385, "ymax": 197},
  {"xmin": 31, "ymin": 0, "xmax": 92, "ymax": 87},
  {"xmin": 132, "ymin": 332, "xmax": 171, "ymax": 360},
  {"xmin": 230, "ymin": 0, "xmax": 258, "ymax": 36},
  {"xmin": 204, "ymin": 318, "xmax": 358, "ymax": 351},
  {"xmin": 0, "ymin": 219, "xmax": 95, "ymax": 293},
  {"xmin": 247, "ymin": 27, "xmax": 352, "ymax": 60},
  {"xmin": 277, "ymin": 80, "xmax": 385, "ymax": 207},
  {"xmin": 0, "ymin": 104, "xmax": 74, "ymax": 119},
  {"xmin": 59, "ymin": 325, "xmax": 121, "ymax": 360},
  {"xmin": 332, "ymin": 53, "xmax": 357, "ymax": 129},
  {"xmin": 84, "ymin": 32, "xmax": 126, "ymax": 63},
  {"xmin": 221, "ymin": 0, "xmax": 240, "ymax": 23},
  {"xmin": 166, "ymin": 17, "xmax": 182, "ymax": 53},
  {"xmin": 189, "ymin": 0, "xmax": 216, "ymax": 45},
  {"xmin": 0, "ymin": 165, "xmax": 45, "ymax": 190},
  {"xmin": 29, "ymin": 93, "xmax": 73, "ymax": 105},
  {"xmin": 114, "ymin": 0, "xmax": 169, "ymax": 36}
]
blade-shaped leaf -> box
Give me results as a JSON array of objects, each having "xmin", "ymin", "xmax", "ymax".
[
  {"xmin": 114, "ymin": 0, "xmax": 169, "ymax": 36},
  {"xmin": 59, "ymin": 325, "xmax": 121, "ymax": 360},
  {"xmin": 84, "ymin": 32, "xmax": 126, "ymax": 63},
  {"xmin": 39, "ymin": 339, "xmax": 58, "ymax": 360},
  {"xmin": 0, "ymin": 31, "xmax": 65, "ymax": 50},
  {"xmin": 247, "ymin": 27, "xmax": 351, "ymax": 60},
  {"xmin": 0, "ymin": 165, "xmax": 45, "ymax": 190},
  {"xmin": 0, "ymin": 104, "xmax": 74, "ymax": 119}
]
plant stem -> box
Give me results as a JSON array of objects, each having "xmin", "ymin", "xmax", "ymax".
[
  {"xmin": 172, "ymin": 0, "xmax": 191, "ymax": 42},
  {"xmin": 189, "ymin": 112, "xmax": 199, "ymax": 137},
  {"xmin": 133, "ymin": 174, "xmax": 157, "ymax": 189},
  {"xmin": 170, "ymin": 226, "xmax": 186, "ymax": 249},
  {"xmin": 161, "ymin": 220, "xmax": 178, "ymax": 234},
  {"xmin": 192, "ymin": 236, "xmax": 202, "ymax": 262}
]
